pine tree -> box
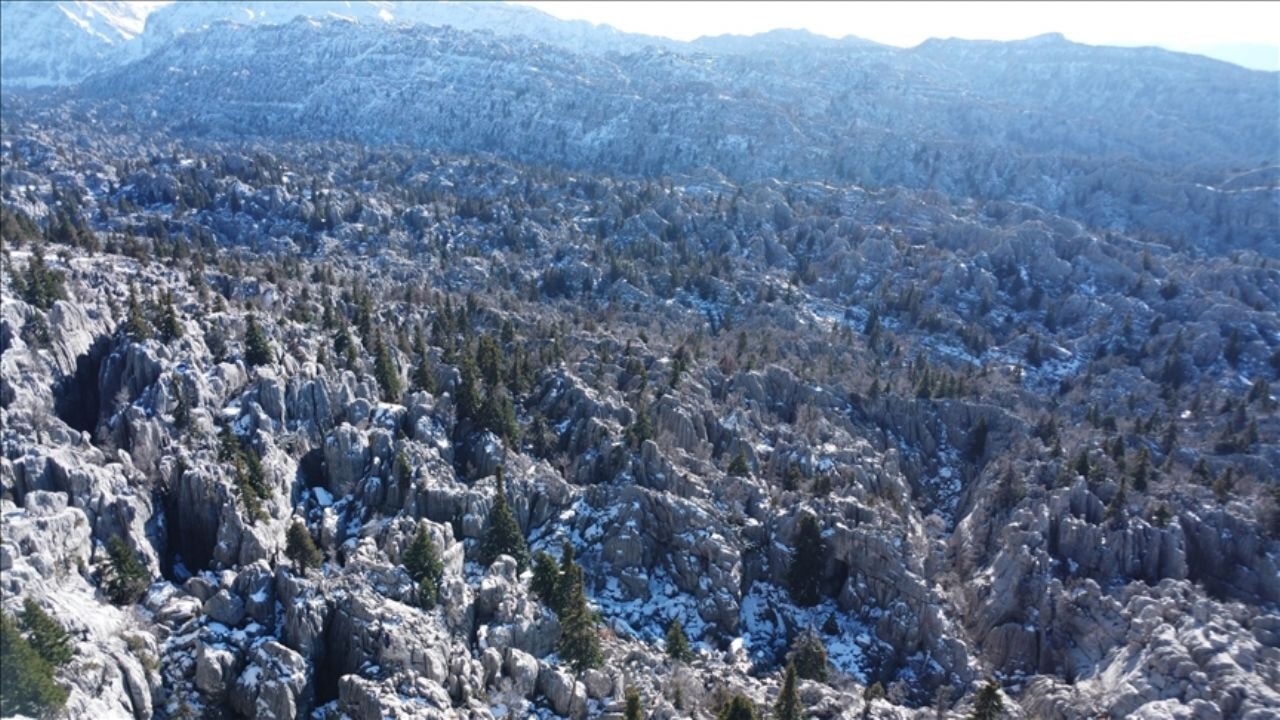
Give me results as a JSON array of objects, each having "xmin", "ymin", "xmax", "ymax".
[
  {"xmin": 666, "ymin": 618, "xmax": 693, "ymax": 663},
  {"xmin": 556, "ymin": 562, "xmax": 602, "ymax": 672},
  {"xmin": 403, "ymin": 522, "xmax": 444, "ymax": 609},
  {"xmin": 790, "ymin": 631, "xmax": 829, "ymax": 682},
  {"xmin": 456, "ymin": 352, "xmax": 482, "ymax": 425},
  {"xmin": 969, "ymin": 680, "xmax": 1005, "ymax": 720},
  {"xmin": 775, "ymin": 662, "xmax": 802, "ymax": 720},
  {"xmin": 554, "ymin": 541, "xmax": 578, "ymax": 613},
  {"xmin": 0, "ymin": 613, "xmax": 67, "ymax": 717},
  {"xmin": 862, "ymin": 682, "xmax": 886, "ymax": 719},
  {"xmin": 482, "ymin": 386, "xmax": 520, "ymax": 445},
  {"xmin": 1224, "ymin": 328, "xmax": 1242, "ymax": 367},
  {"xmin": 413, "ymin": 331, "xmax": 436, "ymax": 394},
  {"xmin": 19, "ymin": 600, "xmax": 72, "ymax": 667},
  {"xmin": 717, "ymin": 694, "xmax": 758, "ymax": 720},
  {"xmin": 480, "ymin": 466, "xmax": 529, "ymax": 570},
  {"xmin": 1073, "ymin": 449, "xmax": 1090, "ymax": 480},
  {"xmin": 531, "ymin": 551, "xmax": 561, "ymax": 609},
  {"xmin": 627, "ymin": 400, "xmax": 653, "ymax": 448},
  {"xmin": 244, "ymin": 312, "xmax": 273, "ymax": 367},
  {"xmin": 373, "ymin": 331, "xmax": 402, "ymax": 402},
  {"xmin": 967, "ymin": 417, "xmax": 989, "ymax": 463},
  {"xmin": 124, "ymin": 283, "xmax": 153, "ymax": 341},
  {"xmin": 285, "ymin": 520, "xmax": 323, "ymax": 572},
  {"xmin": 1026, "ymin": 335, "xmax": 1043, "ymax": 367},
  {"xmin": 21, "ymin": 252, "xmax": 68, "ymax": 310},
  {"xmin": 156, "ymin": 290, "xmax": 183, "ymax": 342},
  {"xmin": 172, "ymin": 380, "xmax": 190, "ymax": 429},
  {"xmin": 728, "ymin": 449, "xmax": 750, "ymax": 477},
  {"xmin": 788, "ymin": 515, "xmax": 824, "ymax": 606},
  {"xmin": 105, "ymin": 535, "xmax": 150, "ymax": 605},
  {"xmin": 1132, "ymin": 447, "xmax": 1150, "ymax": 492},
  {"xmin": 477, "ymin": 334, "xmax": 503, "ymax": 387},
  {"xmin": 624, "ymin": 686, "xmax": 644, "ymax": 720},
  {"xmin": 334, "ymin": 323, "xmax": 358, "ymax": 369},
  {"xmin": 822, "ymin": 612, "xmax": 840, "ymax": 635}
]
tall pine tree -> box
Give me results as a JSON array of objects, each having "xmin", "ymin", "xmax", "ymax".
[
  {"xmin": 788, "ymin": 515, "xmax": 825, "ymax": 606},
  {"xmin": 624, "ymin": 686, "xmax": 644, "ymax": 720},
  {"xmin": 0, "ymin": 613, "xmax": 67, "ymax": 717},
  {"xmin": 244, "ymin": 313, "xmax": 273, "ymax": 367},
  {"xmin": 969, "ymin": 680, "xmax": 1005, "ymax": 720},
  {"xmin": 480, "ymin": 466, "xmax": 529, "ymax": 570},
  {"xmin": 666, "ymin": 618, "xmax": 693, "ymax": 662},
  {"xmin": 556, "ymin": 562, "xmax": 601, "ymax": 672},
  {"xmin": 403, "ymin": 522, "xmax": 444, "ymax": 609},
  {"xmin": 285, "ymin": 521, "xmax": 323, "ymax": 571},
  {"xmin": 373, "ymin": 330, "xmax": 402, "ymax": 402},
  {"xmin": 104, "ymin": 535, "xmax": 150, "ymax": 605},
  {"xmin": 775, "ymin": 662, "xmax": 802, "ymax": 720}
]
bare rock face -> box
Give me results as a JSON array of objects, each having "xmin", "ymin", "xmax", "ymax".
[
  {"xmin": 537, "ymin": 665, "xmax": 588, "ymax": 719},
  {"xmin": 230, "ymin": 640, "xmax": 311, "ymax": 720},
  {"xmin": 323, "ymin": 423, "xmax": 371, "ymax": 497},
  {"xmin": 476, "ymin": 556, "xmax": 561, "ymax": 658}
]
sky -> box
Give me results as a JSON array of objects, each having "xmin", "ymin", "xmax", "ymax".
[{"xmin": 517, "ymin": 1, "xmax": 1280, "ymax": 71}]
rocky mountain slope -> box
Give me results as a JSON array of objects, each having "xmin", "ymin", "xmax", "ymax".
[
  {"xmin": 0, "ymin": 0, "xmax": 160, "ymax": 87},
  {"xmin": 0, "ymin": 0, "xmax": 670, "ymax": 89},
  {"xmin": 60, "ymin": 18, "xmax": 1280, "ymax": 257},
  {"xmin": 1, "ymin": 8, "xmax": 1279, "ymax": 720}
]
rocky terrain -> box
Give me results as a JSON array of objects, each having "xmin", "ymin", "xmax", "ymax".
[{"xmin": 2, "ymin": 5, "xmax": 1279, "ymax": 720}]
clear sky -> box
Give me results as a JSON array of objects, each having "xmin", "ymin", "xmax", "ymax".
[{"xmin": 517, "ymin": 1, "xmax": 1280, "ymax": 70}]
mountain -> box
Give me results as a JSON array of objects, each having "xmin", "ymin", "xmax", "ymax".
[
  {"xmin": 0, "ymin": 0, "xmax": 674, "ymax": 89},
  {"xmin": 0, "ymin": 0, "xmax": 159, "ymax": 87},
  {"xmin": 2, "ymin": 7, "xmax": 1279, "ymax": 720},
  {"xmin": 67, "ymin": 17, "xmax": 1280, "ymax": 255}
]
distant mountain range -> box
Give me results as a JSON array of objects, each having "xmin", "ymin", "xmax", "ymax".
[
  {"xmin": 2, "ymin": 2, "xmax": 1277, "ymax": 255},
  {"xmin": 3, "ymin": 0, "xmax": 1276, "ymax": 90}
]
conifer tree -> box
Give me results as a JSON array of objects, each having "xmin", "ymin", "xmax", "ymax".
[
  {"xmin": 717, "ymin": 694, "xmax": 758, "ymax": 720},
  {"xmin": 790, "ymin": 630, "xmax": 829, "ymax": 682},
  {"xmin": 124, "ymin": 283, "xmax": 153, "ymax": 341},
  {"xmin": 666, "ymin": 618, "xmax": 693, "ymax": 663},
  {"xmin": 19, "ymin": 600, "xmax": 72, "ymax": 667},
  {"xmin": 172, "ymin": 379, "xmax": 190, "ymax": 428},
  {"xmin": 969, "ymin": 680, "xmax": 1005, "ymax": 720},
  {"xmin": 554, "ymin": 541, "xmax": 578, "ymax": 612},
  {"xmin": 624, "ymin": 686, "xmax": 644, "ymax": 720},
  {"xmin": 333, "ymin": 322, "xmax": 358, "ymax": 369},
  {"xmin": 776, "ymin": 662, "xmax": 802, "ymax": 720},
  {"xmin": 862, "ymin": 682, "xmax": 886, "ymax": 719},
  {"xmin": 556, "ymin": 562, "xmax": 601, "ymax": 672},
  {"xmin": 627, "ymin": 400, "xmax": 653, "ymax": 448},
  {"xmin": 531, "ymin": 551, "xmax": 561, "ymax": 608},
  {"xmin": 967, "ymin": 417, "xmax": 989, "ymax": 463},
  {"xmin": 1132, "ymin": 447, "xmax": 1150, "ymax": 492},
  {"xmin": 456, "ymin": 352, "xmax": 482, "ymax": 425},
  {"xmin": 728, "ymin": 449, "xmax": 750, "ymax": 477},
  {"xmin": 373, "ymin": 331, "xmax": 402, "ymax": 402},
  {"xmin": 0, "ymin": 613, "xmax": 67, "ymax": 717},
  {"xmin": 477, "ymin": 335, "xmax": 503, "ymax": 387},
  {"xmin": 105, "ymin": 535, "xmax": 150, "ymax": 605},
  {"xmin": 403, "ymin": 522, "xmax": 444, "ymax": 609},
  {"xmin": 156, "ymin": 290, "xmax": 183, "ymax": 342},
  {"xmin": 244, "ymin": 312, "xmax": 273, "ymax": 367},
  {"xmin": 21, "ymin": 252, "xmax": 67, "ymax": 310},
  {"xmin": 285, "ymin": 520, "xmax": 323, "ymax": 571},
  {"xmin": 482, "ymin": 386, "xmax": 520, "ymax": 445},
  {"xmin": 413, "ymin": 329, "xmax": 436, "ymax": 393},
  {"xmin": 788, "ymin": 515, "xmax": 824, "ymax": 606},
  {"xmin": 481, "ymin": 466, "xmax": 529, "ymax": 570}
]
